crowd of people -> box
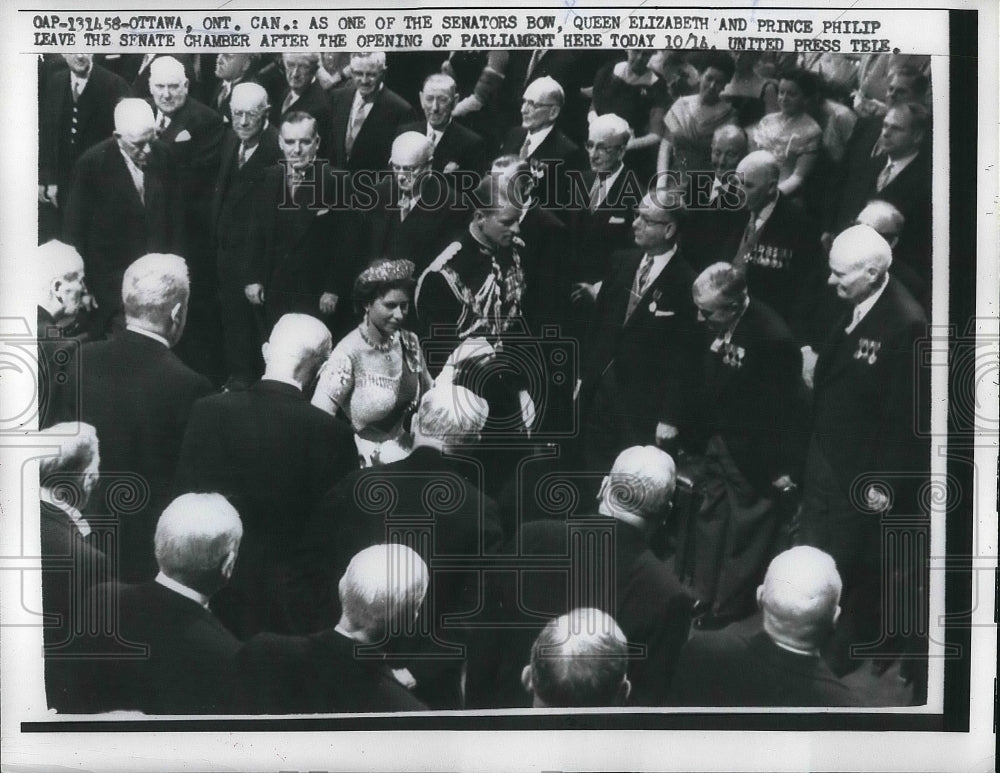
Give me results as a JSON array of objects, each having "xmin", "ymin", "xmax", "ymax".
[{"xmin": 35, "ymin": 48, "xmax": 933, "ymax": 713}]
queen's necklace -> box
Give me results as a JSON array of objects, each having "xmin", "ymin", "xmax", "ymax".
[{"xmin": 359, "ymin": 323, "xmax": 398, "ymax": 360}]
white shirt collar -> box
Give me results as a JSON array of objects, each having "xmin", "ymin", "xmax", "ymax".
[
  {"xmin": 155, "ymin": 572, "xmax": 212, "ymax": 610},
  {"xmin": 352, "ymin": 83, "xmax": 382, "ymax": 112},
  {"xmin": 771, "ymin": 638, "xmax": 820, "ymax": 657},
  {"xmin": 846, "ymin": 274, "xmax": 889, "ymax": 333},
  {"xmin": 642, "ymin": 243, "xmax": 678, "ymax": 289},
  {"xmin": 262, "ymin": 374, "xmax": 303, "ymax": 391},
  {"xmin": 426, "ymin": 121, "xmax": 449, "ymax": 140},
  {"xmin": 525, "ymin": 124, "xmax": 555, "ymax": 154},
  {"xmin": 593, "ymin": 164, "xmax": 625, "ymax": 207},
  {"xmin": 40, "ymin": 487, "xmax": 91, "ymax": 537},
  {"xmin": 118, "ymin": 147, "xmax": 143, "ymax": 177},
  {"xmin": 126, "ymin": 324, "xmax": 171, "ymax": 348}
]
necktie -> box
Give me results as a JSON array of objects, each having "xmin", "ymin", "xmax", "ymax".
[
  {"xmin": 399, "ymin": 194, "xmax": 413, "ymax": 222},
  {"xmin": 155, "ymin": 112, "xmax": 169, "ymax": 137},
  {"xmin": 237, "ymin": 143, "xmax": 248, "ymax": 170},
  {"xmin": 133, "ymin": 167, "xmax": 145, "ymax": 205},
  {"xmin": 427, "ymin": 127, "xmax": 439, "ymax": 147},
  {"xmin": 519, "ymin": 133, "xmax": 532, "ymax": 159},
  {"xmin": 588, "ymin": 175, "xmax": 604, "ymax": 211},
  {"xmin": 345, "ymin": 100, "xmax": 367, "ymax": 157},
  {"xmin": 281, "ymin": 90, "xmax": 296, "ymax": 115},
  {"xmin": 217, "ymin": 80, "xmax": 231, "ymax": 109},
  {"xmin": 71, "ymin": 79, "xmax": 81, "ymax": 104},
  {"xmin": 626, "ymin": 254, "xmax": 653, "ymax": 319},
  {"xmin": 876, "ymin": 160, "xmax": 893, "ymax": 191}
]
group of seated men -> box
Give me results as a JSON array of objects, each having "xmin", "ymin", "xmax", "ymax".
[{"xmin": 34, "ymin": 48, "xmax": 933, "ymax": 712}]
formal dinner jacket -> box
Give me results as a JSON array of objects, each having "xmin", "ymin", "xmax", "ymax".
[
  {"xmin": 74, "ymin": 331, "xmax": 212, "ymax": 581},
  {"xmin": 211, "ymin": 125, "xmax": 282, "ymax": 286},
  {"xmin": 87, "ymin": 580, "xmax": 241, "ymax": 714},
  {"xmin": 234, "ymin": 628, "xmax": 428, "ymax": 714},
  {"xmin": 810, "ymin": 276, "xmax": 928, "ymax": 509},
  {"xmin": 580, "ymin": 247, "xmax": 701, "ymax": 432},
  {"xmin": 329, "ymin": 84, "xmax": 415, "ymax": 172},
  {"xmin": 695, "ymin": 298, "xmax": 807, "ymax": 493},
  {"xmin": 670, "ymin": 629, "xmax": 862, "ymax": 707},
  {"xmin": 397, "ymin": 119, "xmax": 488, "ymax": 174},
  {"xmin": 39, "ymin": 63, "xmax": 131, "ymax": 188},
  {"xmin": 63, "ymin": 138, "xmax": 182, "ymax": 306}
]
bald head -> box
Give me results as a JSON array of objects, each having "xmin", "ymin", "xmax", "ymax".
[
  {"xmin": 114, "ymin": 98, "xmax": 155, "ymax": 137},
  {"xmin": 37, "ymin": 240, "xmax": 86, "ymax": 320},
  {"xmin": 524, "ymin": 608, "xmax": 630, "ymax": 708},
  {"xmin": 600, "ymin": 445, "xmax": 677, "ymax": 525},
  {"xmin": 856, "ymin": 200, "xmax": 905, "ymax": 247},
  {"xmin": 413, "ymin": 384, "xmax": 489, "ymax": 447},
  {"xmin": 231, "ymin": 81, "xmax": 268, "ymax": 113},
  {"xmin": 38, "ymin": 422, "xmax": 100, "ymax": 510},
  {"xmin": 338, "ymin": 543, "xmax": 429, "ymax": 644},
  {"xmin": 391, "ymin": 132, "xmax": 433, "ymax": 195},
  {"xmin": 828, "ymin": 224, "xmax": 893, "ymax": 303},
  {"xmin": 263, "ymin": 313, "xmax": 333, "ymax": 389},
  {"xmin": 736, "ymin": 150, "xmax": 780, "ymax": 212},
  {"xmin": 711, "ymin": 124, "xmax": 749, "ymax": 177},
  {"xmin": 758, "ymin": 546, "xmax": 842, "ymax": 651}
]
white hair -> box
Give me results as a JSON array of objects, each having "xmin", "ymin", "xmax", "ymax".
[
  {"xmin": 351, "ymin": 51, "xmax": 387, "ymax": 70},
  {"xmin": 154, "ymin": 493, "xmax": 243, "ymax": 590},
  {"xmin": 831, "ymin": 224, "xmax": 893, "ymax": 274},
  {"xmin": 338, "ymin": 543, "xmax": 429, "ymax": 642},
  {"xmin": 121, "ymin": 253, "xmax": 190, "ymax": 328},
  {"xmin": 148, "ymin": 55, "xmax": 186, "ymax": 82},
  {"xmin": 524, "ymin": 75, "xmax": 564, "ymax": 108},
  {"xmin": 589, "ymin": 113, "xmax": 632, "ymax": 143},
  {"xmin": 230, "ymin": 81, "xmax": 269, "ymax": 111},
  {"xmin": 759, "ymin": 546, "xmax": 842, "ymax": 650},
  {"xmin": 605, "ymin": 445, "xmax": 677, "ymax": 520},
  {"xmin": 114, "ymin": 98, "xmax": 155, "ymax": 134},
  {"xmin": 36, "ymin": 240, "xmax": 84, "ymax": 300},
  {"xmin": 414, "ymin": 385, "xmax": 489, "ymax": 440}
]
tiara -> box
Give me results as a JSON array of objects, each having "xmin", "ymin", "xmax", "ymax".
[{"xmin": 357, "ymin": 259, "xmax": 416, "ymax": 285}]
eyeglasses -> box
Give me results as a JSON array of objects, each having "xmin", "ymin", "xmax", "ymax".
[
  {"xmin": 231, "ymin": 110, "xmax": 266, "ymax": 121},
  {"xmin": 522, "ymin": 99, "xmax": 557, "ymax": 110},
  {"xmin": 635, "ymin": 212, "xmax": 672, "ymax": 227},
  {"xmin": 585, "ymin": 141, "xmax": 626, "ymax": 153},
  {"xmin": 390, "ymin": 163, "xmax": 425, "ymax": 174}
]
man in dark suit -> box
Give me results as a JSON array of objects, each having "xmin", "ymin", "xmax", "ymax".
[
  {"xmin": 39, "ymin": 54, "xmax": 131, "ymax": 240},
  {"xmin": 304, "ymin": 385, "xmax": 500, "ymax": 708},
  {"xmin": 210, "ymin": 53, "xmax": 257, "ymax": 123},
  {"xmin": 731, "ymin": 150, "xmax": 824, "ymax": 339},
  {"xmin": 63, "ymin": 99, "xmax": 182, "ymax": 337},
  {"xmin": 86, "ymin": 493, "xmax": 244, "ymax": 714},
  {"xmin": 678, "ymin": 263, "xmax": 806, "ymax": 625},
  {"xmin": 174, "ymin": 314, "xmax": 357, "ymax": 638},
  {"xmin": 577, "ymin": 189, "xmax": 702, "ymax": 474},
  {"xmin": 72, "ymin": 254, "xmax": 213, "ymax": 582},
  {"xmin": 682, "ymin": 124, "xmax": 749, "ymax": 272},
  {"xmin": 521, "ymin": 609, "xmax": 632, "ymax": 708},
  {"xmin": 499, "ymin": 50, "xmax": 588, "ymax": 144},
  {"xmin": 245, "ymin": 111, "xmax": 355, "ymax": 334},
  {"xmin": 147, "ymin": 55, "xmax": 227, "ymax": 378},
  {"xmin": 357, "ymin": 132, "xmax": 464, "ymax": 276},
  {"xmin": 398, "ymin": 73, "xmax": 487, "ymax": 175},
  {"xmin": 235, "ymin": 543, "xmax": 430, "ymax": 713},
  {"xmin": 569, "ymin": 113, "xmax": 643, "ymax": 294},
  {"xmin": 798, "ymin": 225, "xmax": 928, "ymax": 675},
  {"xmin": 825, "ymin": 102, "xmax": 932, "ymax": 290},
  {"xmin": 271, "ymin": 53, "xmax": 335, "ymax": 160},
  {"xmin": 124, "ymin": 52, "xmax": 197, "ymax": 100},
  {"xmin": 670, "ymin": 546, "xmax": 862, "ymax": 706},
  {"xmin": 500, "ymin": 76, "xmax": 586, "ymax": 215},
  {"xmin": 38, "ymin": 423, "xmax": 109, "ymax": 712},
  {"xmin": 467, "ymin": 446, "xmax": 694, "ymax": 707},
  {"xmin": 36, "ymin": 240, "xmax": 92, "ymax": 428},
  {"xmin": 212, "ymin": 83, "xmax": 281, "ymax": 388},
  {"xmin": 330, "ymin": 52, "xmax": 415, "ymax": 173}
]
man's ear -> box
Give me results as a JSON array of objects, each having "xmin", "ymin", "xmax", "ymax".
[
  {"xmin": 220, "ymin": 549, "xmax": 237, "ymax": 582},
  {"xmin": 832, "ymin": 604, "xmax": 842, "ymax": 628},
  {"xmin": 521, "ymin": 664, "xmax": 533, "ymax": 695},
  {"xmin": 597, "ymin": 475, "xmax": 610, "ymax": 504},
  {"xmin": 617, "ymin": 677, "xmax": 632, "ymax": 706},
  {"xmin": 664, "ymin": 220, "xmax": 678, "ymax": 242},
  {"xmin": 261, "ymin": 341, "xmax": 270, "ymax": 363},
  {"xmin": 170, "ymin": 302, "xmax": 183, "ymax": 324},
  {"xmin": 756, "ymin": 584, "xmax": 764, "ymax": 609}
]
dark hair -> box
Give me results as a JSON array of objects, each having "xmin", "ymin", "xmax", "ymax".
[
  {"xmin": 700, "ymin": 51, "xmax": 736, "ymax": 83},
  {"xmin": 887, "ymin": 101, "xmax": 931, "ymax": 138},
  {"xmin": 890, "ymin": 65, "xmax": 930, "ymax": 98},
  {"xmin": 352, "ymin": 259, "xmax": 416, "ymax": 316},
  {"xmin": 280, "ymin": 110, "xmax": 318, "ymax": 135},
  {"xmin": 777, "ymin": 67, "xmax": 820, "ymax": 101}
]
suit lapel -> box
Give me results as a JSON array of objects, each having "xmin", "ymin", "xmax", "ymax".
[
  {"xmin": 332, "ymin": 87, "xmax": 354, "ymax": 163},
  {"xmin": 108, "ymin": 144, "xmax": 145, "ymax": 212}
]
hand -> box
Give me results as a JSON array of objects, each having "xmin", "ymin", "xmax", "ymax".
[
  {"xmin": 38, "ymin": 184, "xmax": 59, "ymax": 207},
  {"xmin": 771, "ymin": 475, "xmax": 795, "ymax": 490},
  {"xmin": 319, "ymin": 292, "xmax": 339, "ymax": 315},
  {"xmin": 801, "ymin": 345, "xmax": 818, "ymax": 390},
  {"xmin": 655, "ymin": 422, "xmax": 679, "ymax": 446},
  {"xmin": 865, "ymin": 485, "xmax": 890, "ymax": 512},
  {"xmin": 244, "ymin": 283, "xmax": 265, "ymax": 305},
  {"xmin": 570, "ymin": 282, "xmax": 598, "ymax": 304}
]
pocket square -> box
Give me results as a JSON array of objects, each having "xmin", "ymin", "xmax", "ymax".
[
  {"xmin": 608, "ymin": 216, "xmax": 626, "ymax": 224},
  {"xmin": 653, "ymin": 310, "xmax": 676, "ymax": 318},
  {"xmin": 174, "ymin": 129, "xmax": 191, "ymax": 142},
  {"xmin": 315, "ymin": 209, "xmax": 329, "ymax": 217}
]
